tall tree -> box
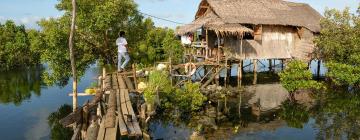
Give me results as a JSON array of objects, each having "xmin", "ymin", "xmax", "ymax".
[
  {"xmin": 69, "ymin": 0, "xmax": 78, "ymax": 111},
  {"xmin": 316, "ymin": 6, "xmax": 360, "ymax": 87}
]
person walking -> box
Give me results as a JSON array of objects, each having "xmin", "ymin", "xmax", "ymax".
[{"xmin": 116, "ymin": 31, "xmax": 130, "ymax": 72}]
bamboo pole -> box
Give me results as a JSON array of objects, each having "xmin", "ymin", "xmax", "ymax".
[
  {"xmin": 224, "ymin": 57, "xmax": 228, "ymax": 87},
  {"xmin": 238, "ymin": 35, "xmax": 243, "ymax": 87},
  {"xmin": 216, "ymin": 36, "xmax": 220, "ymax": 86},
  {"xmin": 102, "ymin": 67, "xmax": 106, "ymax": 91},
  {"xmin": 253, "ymin": 59, "xmax": 257, "ymax": 85},
  {"xmin": 132, "ymin": 64, "xmax": 137, "ymax": 90},
  {"xmin": 69, "ymin": 0, "xmax": 78, "ymax": 112},
  {"xmin": 238, "ymin": 60, "xmax": 243, "ymax": 87},
  {"xmin": 206, "ymin": 29, "xmax": 209, "ymax": 60},
  {"xmin": 269, "ymin": 59, "xmax": 272, "ymax": 72},
  {"xmin": 317, "ymin": 60, "xmax": 321, "ymax": 79}
]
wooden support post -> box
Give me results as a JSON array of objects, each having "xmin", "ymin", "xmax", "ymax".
[
  {"xmin": 253, "ymin": 59, "xmax": 257, "ymax": 85},
  {"xmin": 201, "ymin": 67, "xmax": 225, "ymax": 89},
  {"xmin": 205, "ymin": 29, "xmax": 209, "ymax": 60},
  {"xmin": 238, "ymin": 34, "xmax": 244, "ymax": 87},
  {"xmin": 268, "ymin": 59, "xmax": 272, "ymax": 72},
  {"xmin": 132, "ymin": 64, "xmax": 137, "ymax": 90},
  {"xmin": 281, "ymin": 59, "xmax": 284, "ymax": 70},
  {"xmin": 317, "ymin": 60, "xmax": 321, "ymax": 79},
  {"xmin": 102, "ymin": 67, "xmax": 106, "ymax": 91},
  {"xmin": 224, "ymin": 58, "xmax": 228, "ymax": 87},
  {"xmin": 238, "ymin": 60, "xmax": 243, "ymax": 87},
  {"xmin": 216, "ymin": 36, "xmax": 221, "ymax": 86}
]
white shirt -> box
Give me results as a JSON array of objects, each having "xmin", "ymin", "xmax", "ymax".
[
  {"xmin": 181, "ymin": 35, "xmax": 191, "ymax": 45},
  {"xmin": 116, "ymin": 37, "xmax": 128, "ymax": 52}
]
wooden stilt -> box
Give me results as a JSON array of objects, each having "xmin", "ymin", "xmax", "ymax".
[
  {"xmin": 253, "ymin": 59, "xmax": 257, "ymax": 85},
  {"xmin": 216, "ymin": 36, "xmax": 221, "ymax": 86},
  {"xmin": 132, "ymin": 64, "xmax": 137, "ymax": 90},
  {"xmin": 224, "ymin": 58, "xmax": 228, "ymax": 87},
  {"xmin": 205, "ymin": 29, "xmax": 209, "ymax": 60},
  {"xmin": 317, "ymin": 60, "xmax": 321, "ymax": 79},
  {"xmin": 238, "ymin": 60, "xmax": 243, "ymax": 87},
  {"xmin": 281, "ymin": 59, "xmax": 284, "ymax": 70},
  {"xmin": 268, "ymin": 59, "xmax": 272, "ymax": 72},
  {"xmin": 102, "ymin": 67, "xmax": 106, "ymax": 91}
]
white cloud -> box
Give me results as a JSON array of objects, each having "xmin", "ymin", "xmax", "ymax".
[
  {"xmin": 0, "ymin": 16, "xmax": 5, "ymax": 23},
  {"xmin": 19, "ymin": 16, "xmax": 42, "ymax": 25},
  {"xmin": 24, "ymin": 109, "xmax": 51, "ymax": 140}
]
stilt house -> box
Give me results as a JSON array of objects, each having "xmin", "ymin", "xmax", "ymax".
[{"xmin": 177, "ymin": 0, "xmax": 322, "ymax": 62}]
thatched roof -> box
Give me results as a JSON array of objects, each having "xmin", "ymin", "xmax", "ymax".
[
  {"xmin": 177, "ymin": 0, "xmax": 322, "ymax": 35},
  {"xmin": 177, "ymin": 11, "xmax": 253, "ymax": 36},
  {"xmin": 198, "ymin": 0, "xmax": 322, "ymax": 32}
]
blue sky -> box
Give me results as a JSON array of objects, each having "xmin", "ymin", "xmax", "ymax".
[{"xmin": 0, "ymin": 0, "xmax": 358, "ymax": 29}]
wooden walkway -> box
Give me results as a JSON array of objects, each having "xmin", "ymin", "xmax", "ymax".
[{"xmin": 97, "ymin": 72, "xmax": 142, "ymax": 140}]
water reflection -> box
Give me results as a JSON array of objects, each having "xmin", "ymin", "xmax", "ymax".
[
  {"xmin": 0, "ymin": 66, "xmax": 44, "ymax": 105},
  {"xmin": 0, "ymin": 65, "xmax": 97, "ymax": 140},
  {"xmin": 313, "ymin": 89, "xmax": 360, "ymax": 139},
  {"xmin": 48, "ymin": 104, "xmax": 73, "ymax": 140},
  {"xmin": 148, "ymin": 85, "xmax": 360, "ymax": 140}
]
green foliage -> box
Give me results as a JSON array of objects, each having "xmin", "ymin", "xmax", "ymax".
[
  {"xmin": 0, "ymin": 20, "xmax": 41, "ymax": 71},
  {"xmin": 174, "ymin": 82, "xmax": 207, "ymax": 111},
  {"xmin": 162, "ymin": 29, "xmax": 184, "ymax": 64},
  {"xmin": 279, "ymin": 60, "xmax": 324, "ymax": 92},
  {"xmin": 55, "ymin": 0, "xmax": 138, "ymax": 64},
  {"xmin": 280, "ymin": 101, "xmax": 310, "ymax": 129},
  {"xmin": 48, "ymin": 104, "xmax": 73, "ymax": 140},
  {"xmin": 38, "ymin": 18, "xmax": 95, "ymax": 86},
  {"xmin": 315, "ymin": 6, "xmax": 360, "ymax": 87},
  {"xmin": 36, "ymin": 0, "xmax": 180, "ymax": 85},
  {"xmin": 326, "ymin": 62, "xmax": 360, "ymax": 86},
  {"xmin": 135, "ymin": 28, "xmax": 183, "ymax": 65},
  {"xmin": 143, "ymin": 70, "xmax": 206, "ymax": 112},
  {"xmin": 143, "ymin": 70, "xmax": 172, "ymax": 104}
]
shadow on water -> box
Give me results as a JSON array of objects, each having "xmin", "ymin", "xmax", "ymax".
[{"xmin": 0, "ymin": 66, "xmax": 45, "ymax": 106}]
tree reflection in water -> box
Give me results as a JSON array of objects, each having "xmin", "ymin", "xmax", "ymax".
[
  {"xmin": 313, "ymin": 89, "xmax": 360, "ymax": 139},
  {"xmin": 147, "ymin": 86, "xmax": 360, "ymax": 139},
  {"xmin": 48, "ymin": 104, "xmax": 73, "ymax": 140},
  {"xmin": 0, "ymin": 66, "xmax": 44, "ymax": 105}
]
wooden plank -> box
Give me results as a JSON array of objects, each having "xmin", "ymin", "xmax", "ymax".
[
  {"xmin": 117, "ymin": 75, "xmax": 127, "ymax": 89},
  {"xmin": 111, "ymin": 74, "xmax": 118, "ymax": 89},
  {"xmin": 104, "ymin": 75, "xmax": 112, "ymax": 90},
  {"xmin": 104, "ymin": 117, "xmax": 118, "ymax": 140},
  {"xmin": 60, "ymin": 89, "xmax": 104, "ymax": 126},
  {"xmin": 71, "ymin": 124, "xmax": 82, "ymax": 140},
  {"xmin": 120, "ymin": 89, "xmax": 136, "ymax": 136},
  {"xmin": 123, "ymin": 89, "xmax": 142, "ymax": 136},
  {"xmin": 123, "ymin": 76, "xmax": 135, "ymax": 91},
  {"xmin": 97, "ymin": 121, "xmax": 106, "ymax": 140},
  {"xmin": 104, "ymin": 89, "xmax": 116, "ymax": 128},
  {"xmin": 116, "ymin": 89, "xmax": 128, "ymax": 136},
  {"xmin": 68, "ymin": 93, "xmax": 94, "ymax": 96}
]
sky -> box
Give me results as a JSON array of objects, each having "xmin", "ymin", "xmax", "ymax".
[{"xmin": 0, "ymin": 0, "xmax": 358, "ymax": 29}]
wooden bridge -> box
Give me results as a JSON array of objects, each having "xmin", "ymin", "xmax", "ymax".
[{"xmin": 60, "ymin": 70, "xmax": 142, "ymax": 140}]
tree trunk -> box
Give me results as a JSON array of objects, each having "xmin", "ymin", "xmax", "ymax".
[{"xmin": 69, "ymin": 0, "xmax": 78, "ymax": 112}]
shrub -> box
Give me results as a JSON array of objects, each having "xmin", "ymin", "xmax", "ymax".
[
  {"xmin": 175, "ymin": 82, "xmax": 207, "ymax": 112},
  {"xmin": 279, "ymin": 60, "xmax": 324, "ymax": 93}
]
